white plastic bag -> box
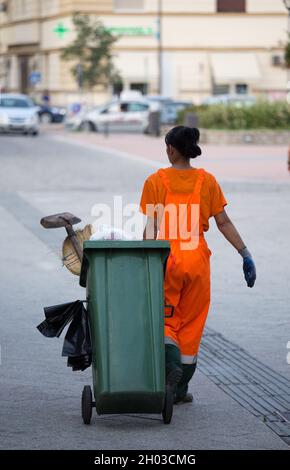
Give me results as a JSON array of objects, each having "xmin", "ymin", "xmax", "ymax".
[{"xmin": 90, "ymin": 224, "xmax": 130, "ymax": 241}]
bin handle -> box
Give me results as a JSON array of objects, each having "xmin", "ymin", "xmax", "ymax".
[{"xmin": 164, "ymin": 304, "xmax": 174, "ymax": 318}]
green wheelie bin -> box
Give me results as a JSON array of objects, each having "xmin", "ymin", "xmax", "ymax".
[{"xmin": 79, "ymin": 240, "xmax": 175, "ymax": 424}]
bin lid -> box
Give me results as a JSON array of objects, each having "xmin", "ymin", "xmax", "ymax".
[
  {"xmin": 83, "ymin": 240, "xmax": 170, "ymax": 250},
  {"xmin": 80, "ymin": 240, "xmax": 170, "ymax": 287}
]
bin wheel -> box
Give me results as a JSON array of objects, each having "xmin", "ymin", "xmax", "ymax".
[
  {"xmin": 162, "ymin": 385, "xmax": 174, "ymax": 424},
  {"xmin": 82, "ymin": 385, "xmax": 93, "ymax": 425}
]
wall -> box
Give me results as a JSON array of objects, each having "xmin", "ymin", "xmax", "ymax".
[
  {"xmin": 9, "ymin": 0, "xmax": 40, "ymax": 21},
  {"xmin": 0, "ymin": 0, "xmax": 288, "ymax": 103}
]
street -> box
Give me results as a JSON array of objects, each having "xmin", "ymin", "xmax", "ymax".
[{"xmin": 0, "ymin": 128, "xmax": 290, "ymax": 450}]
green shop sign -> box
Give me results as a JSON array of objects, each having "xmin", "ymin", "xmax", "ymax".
[
  {"xmin": 53, "ymin": 23, "xmax": 70, "ymax": 38},
  {"xmin": 105, "ymin": 26, "xmax": 154, "ymax": 36}
]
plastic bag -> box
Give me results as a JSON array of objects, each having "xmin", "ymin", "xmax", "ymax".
[
  {"xmin": 62, "ymin": 305, "xmax": 91, "ymax": 358},
  {"xmin": 66, "ymin": 355, "xmax": 91, "ymax": 372},
  {"xmin": 90, "ymin": 224, "xmax": 130, "ymax": 241},
  {"xmin": 37, "ymin": 300, "xmax": 82, "ymax": 338},
  {"xmin": 37, "ymin": 300, "xmax": 92, "ymax": 372}
]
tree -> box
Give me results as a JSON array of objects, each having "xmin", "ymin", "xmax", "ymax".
[
  {"xmin": 285, "ymin": 35, "xmax": 290, "ymax": 68},
  {"xmin": 62, "ymin": 13, "xmax": 122, "ymax": 90}
]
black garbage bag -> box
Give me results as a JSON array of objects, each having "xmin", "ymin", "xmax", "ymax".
[
  {"xmin": 37, "ymin": 300, "xmax": 92, "ymax": 372},
  {"xmin": 62, "ymin": 304, "xmax": 92, "ymax": 371},
  {"xmin": 67, "ymin": 355, "xmax": 92, "ymax": 372},
  {"xmin": 37, "ymin": 300, "xmax": 82, "ymax": 338}
]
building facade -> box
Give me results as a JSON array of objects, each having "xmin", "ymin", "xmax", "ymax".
[{"xmin": 0, "ymin": 0, "xmax": 289, "ymax": 104}]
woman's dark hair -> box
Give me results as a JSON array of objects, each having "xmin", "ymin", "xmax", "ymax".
[{"xmin": 165, "ymin": 126, "xmax": 202, "ymax": 159}]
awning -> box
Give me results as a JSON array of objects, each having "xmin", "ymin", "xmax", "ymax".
[{"xmin": 211, "ymin": 53, "xmax": 261, "ymax": 83}]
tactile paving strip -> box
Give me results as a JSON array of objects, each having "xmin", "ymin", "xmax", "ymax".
[{"xmin": 199, "ymin": 327, "xmax": 290, "ymax": 445}]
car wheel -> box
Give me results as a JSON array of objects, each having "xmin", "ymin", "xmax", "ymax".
[
  {"xmin": 81, "ymin": 121, "xmax": 96, "ymax": 132},
  {"xmin": 31, "ymin": 130, "xmax": 39, "ymax": 136},
  {"xmin": 82, "ymin": 385, "xmax": 93, "ymax": 425},
  {"xmin": 40, "ymin": 113, "xmax": 52, "ymax": 124},
  {"xmin": 162, "ymin": 385, "xmax": 174, "ymax": 424}
]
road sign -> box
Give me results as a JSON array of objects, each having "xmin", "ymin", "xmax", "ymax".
[{"xmin": 29, "ymin": 71, "xmax": 41, "ymax": 85}]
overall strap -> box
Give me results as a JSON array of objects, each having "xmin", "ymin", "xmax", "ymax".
[
  {"xmin": 158, "ymin": 168, "xmax": 206, "ymax": 199},
  {"xmin": 157, "ymin": 169, "xmax": 172, "ymax": 193},
  {"xmin": 192, "ymin": 169, "xmax": 206, "ymax": 203}
]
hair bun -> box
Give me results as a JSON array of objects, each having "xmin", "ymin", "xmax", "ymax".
[
  {"xmin": 165, "ymin": 125, "xmax": 202, "ymax": 159},
  {"xmin": 184, "ymin": 142, "xmax": 202, "ymax": 159},
  {"xmin": 191, "ymin": 128, "xmax": 200, "ymax": 143},
  {"xmin": 193, "ymin": 144, "xmax": 202, "ymax": 157}
]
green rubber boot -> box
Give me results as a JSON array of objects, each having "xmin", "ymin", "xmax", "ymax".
[
  {"xmin": 165, "ymin": 344, "xmax": 183, "ymax": 391},
  {"xmin": 174, "ymin": 363, "xmax": 197, "ymax": 404}
]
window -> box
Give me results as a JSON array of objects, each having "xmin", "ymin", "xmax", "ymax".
[
  {"xmin": 212, "ymin": 84, "xmax": 230, "ymax": 95},
  {"xmin": 217, "ymin": 0, "xmax": 246, "ymax": 13},
  {"xmin": 101, "ymin": 103, "xmax": 120, "ymax": 114},
  {"xmin": 235, "ymin": 84, "xmax": 248, "ymax": 95},
  {"xmin": 0, "ymin": 97, "xmax": 33, "ymax": 108},
  {"xmin": 127, "ymin": 102, "xmax": 149, "ymax": 112},
  {"xmin": 41, "ymin": 0, "xmax": 58, "ymax": 16},
  {"xmin": 0, "ymin": 2, "xmax": 8, "ymax": 13},
  {"xmin": 272, "ymin": 55, "xmax": 283, "ymax": 67},
  {"xmin": 120, "ymin": 102, "xmax": 129, "ymax": 112},
  {"xmin": 114, "ymin": 0, "xmax": 144, "ymax": 11},
  {"xmin": 12, "ymin": 0, "xmax": 26, "ymax": 17},
  {"xmin": 130, "ymin": 82, "xmax": 148, "ymax": 95}
]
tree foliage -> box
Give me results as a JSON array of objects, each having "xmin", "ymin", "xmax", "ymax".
[
  {"xmin": 285, "ymin": 34, "xmax": 290, "ymax": 68},
  {"xmin": 62, "ymin": 13, "xmax": 122, "ymax": 89}
]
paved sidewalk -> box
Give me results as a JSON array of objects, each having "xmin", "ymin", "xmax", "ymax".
[
  {"xmin": 0, "ymin": 203, "xmax": 287, "ymax": 450},
  {"xmin": 0, "ymin": 131, "xmax": 290, "ymax": 449},
  {"xmin": 45, "ymin": 131, "xmax": 290, "ymax": 375},
  {"xmin": 50, "ymin": 128, "xmax": 290, "ymax": 184}
]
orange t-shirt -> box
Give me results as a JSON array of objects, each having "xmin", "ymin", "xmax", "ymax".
[{"xmin": 139, "ymin": 167, "xmax": 227, "ymax": 232}]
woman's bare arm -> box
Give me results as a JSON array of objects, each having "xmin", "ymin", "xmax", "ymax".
[
  {"xmin": 214, "ymin": 209, "xmax": 246, "ymax": 252},
  {"xmin": 215, "ymin": 209, "xmax": 256, "ymax": 287}
]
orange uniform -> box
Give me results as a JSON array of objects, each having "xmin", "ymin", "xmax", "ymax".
[{"xmin": 140, "ymin": 167, "xmax": 227, "ymax": 364}]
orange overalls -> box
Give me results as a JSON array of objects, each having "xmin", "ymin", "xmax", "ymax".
[{"xmin": 157, "ymin": 168, "xmax": 211, "ymax": 365}]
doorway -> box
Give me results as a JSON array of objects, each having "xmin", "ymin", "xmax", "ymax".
[
  {"xmin": 130, "ymin": 82, "xmax": 148, "ymax": 95},
  {"xmin": 18, "ymin": 55, "xmax": 30, "ymax": 94}
]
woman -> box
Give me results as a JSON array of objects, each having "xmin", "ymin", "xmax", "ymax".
[{"xmin": 140, "ymin": 126, "xmax": 256, "ymax": 404}]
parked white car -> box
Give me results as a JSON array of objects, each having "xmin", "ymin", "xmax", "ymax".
[
  {"xmin": 0, "ymin": 94, "xmax": 39, "ymax": 135},
  {"xmin": 79, "ymin": 98, "xmax": 151, "ymax": 133}
]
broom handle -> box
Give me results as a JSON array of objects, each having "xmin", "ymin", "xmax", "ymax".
[{"xmin": 65, "ymin": 224, "xmax": 83, "ymax": 261}]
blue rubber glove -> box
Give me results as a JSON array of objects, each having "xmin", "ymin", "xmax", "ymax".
[{"xmin": 239, "ymin": 248, "xmax": 256, "ymax": 288}]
